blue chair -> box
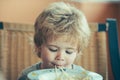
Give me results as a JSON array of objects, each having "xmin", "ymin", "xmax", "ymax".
[{"xmin": 98, "ymin": 18, "xmax": 120, "ymax": 80}]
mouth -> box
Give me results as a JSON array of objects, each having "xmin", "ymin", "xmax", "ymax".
[{"xmin": 51, "ymin": 63, "xmax": 63, "ymax": 68}]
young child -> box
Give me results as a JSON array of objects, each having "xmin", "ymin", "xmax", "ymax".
[{"xmin": 18, "ymin": 2, "xmax": 103, "ymax": 80}]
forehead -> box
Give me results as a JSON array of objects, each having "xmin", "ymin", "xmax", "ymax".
[{"xmin": 46, "ymin": 35, "xmax": 78, "ymax": 49}]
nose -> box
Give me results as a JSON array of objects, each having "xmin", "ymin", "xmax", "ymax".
[{"xmin": 55, "ymin": 51, "xmax": 64, "ymax": 61}]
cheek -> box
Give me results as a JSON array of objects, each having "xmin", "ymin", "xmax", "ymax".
[
  {"xmin": 66, "ymin": 54, "xmax": 76, "ymax": 63},
  {"xmin": 41, "ymin": 48, "xmax": 55, "ymax": 61}
]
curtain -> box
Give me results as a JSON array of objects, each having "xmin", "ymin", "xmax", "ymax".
[{"xmin": 0, "ymin": 22, "xmax": 41, "ymax": 80}]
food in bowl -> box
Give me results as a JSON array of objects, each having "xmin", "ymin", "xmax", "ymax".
[
  {"xmin": 39, "ymin": 67, "xmax": 91, "ymax": 80},
  {"xmin": 28, "ymin": 67, "xmax": 102, "ymax": 80}
]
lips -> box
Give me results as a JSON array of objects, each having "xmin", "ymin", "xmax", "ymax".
[{"xmin": 51, "ymin": 62, "xmax": 64, "ymax": 67}]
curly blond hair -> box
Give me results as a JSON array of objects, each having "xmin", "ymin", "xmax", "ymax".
[{"xmin": 34, "ymin": 2, "xmax": 91, "ymax": 57}]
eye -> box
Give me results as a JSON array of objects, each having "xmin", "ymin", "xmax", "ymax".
[
  {"xmin": 65, "ymin": 50, "xmax": 73, "ymax": 54},
  {"xmin": 49, "ymin": 48, "xmax": 58, "ymax": 52},
  {"xmin": 48, "ymin": 46, "xmax": 58, "ymax": 52}
]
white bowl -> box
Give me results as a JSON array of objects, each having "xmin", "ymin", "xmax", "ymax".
[{"xmin": 27, "ymin": 68, "xmax": 103, "ymax": 80}]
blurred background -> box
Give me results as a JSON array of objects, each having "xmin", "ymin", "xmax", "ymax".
[{"xmin": 0, "ymin": 0, "xmax": 120, "ymax": 80}]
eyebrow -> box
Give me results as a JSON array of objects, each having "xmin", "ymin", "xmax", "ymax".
[{"xmin": 46, "ymin": 44, "xmax": 58, "ymax": 48}]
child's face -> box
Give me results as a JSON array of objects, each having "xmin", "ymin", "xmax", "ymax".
[{"xmin": 40, "ymin": 36, "xmax": 78, "ymax": 69}]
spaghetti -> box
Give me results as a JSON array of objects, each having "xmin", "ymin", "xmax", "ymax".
[{"xmin": 54, "ymin": 66, "xmax": 91, "ymax": 80}]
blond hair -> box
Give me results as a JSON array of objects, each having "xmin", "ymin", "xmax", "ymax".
[{"xmin": 34, "ymin": 2, "xmax": 91, "ymax": 57}]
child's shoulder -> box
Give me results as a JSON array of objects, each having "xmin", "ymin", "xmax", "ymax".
[
  {"xmin": 22, "ymin": 62, "xmax": 41, "ymax": 75},
  {"xmin": 17, "ymin": 62, "xmax": 41, "ymax": 80},
  {"xmin": 87, "ymin": 71, "xmax": 103, "ymax": 80}
]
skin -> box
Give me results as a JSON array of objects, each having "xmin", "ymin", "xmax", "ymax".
[{"xmin": 39, "ymin": 36, "xmax": 78, "ymax": 69}]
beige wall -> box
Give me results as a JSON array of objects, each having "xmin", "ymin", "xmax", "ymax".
[
  {"xmin": 0, "ymin": 0, "xmax": 120, "ymax": 24},
  {"xmin": 81, "ymin": 3, "xmax": 119, "ymax": 22},
  {"xmin": 0, "ymin": 0, "xmax": 57, "ymax": 24}
]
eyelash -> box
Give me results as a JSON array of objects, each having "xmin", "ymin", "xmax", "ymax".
[
  {"xmin": 66, "ymin": 51, "xmax": 73, "ymax": 54},
  {"xmin": 49, "ymin": 48, "xmax": 73, "ymax": 54},
  {"xmin": 49, "ymin": 48, "xmax": 58, "ymax": 52}
]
